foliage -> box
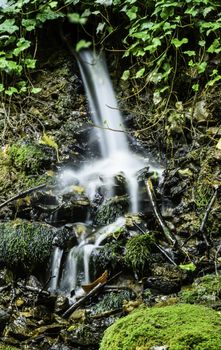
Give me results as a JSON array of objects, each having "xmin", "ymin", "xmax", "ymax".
[
  {"xmin": 1, "ymin": 0, "xmax": 221, "ymax": 100},
  {"xmin": 91, "ymin": 290, "xmax": 134, "ymax": 315},
  {"xmin": 124, "ymin": 233, "xmax": 155, "ymax": 274},
  {"xmin": 100, "ymin": 303, "xmax": 221, "ymax": 350},
  {"xmin": 0, "ymin": 220, "xmax": 56, "ymax": 272},
  {"xmin": 180, "ymin": 274, "xmax": 221, "ymax": 305},
  {"xmin": 8, "ymin": 141, "xmax": 52, "ymax": 174},
  {"xmin": 0, "ymin": 345, "xmax": 20, "ymax": 350}
]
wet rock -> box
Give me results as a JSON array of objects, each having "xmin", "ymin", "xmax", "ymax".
[
  {"xmin": 0, "ymin": 308, "xmax": 10, "ymax": 332},
  {"xmin": 54, "ymin": 295, "xmax": 69, "ymax": 314},
  {"xmin": 4, "ymin": 316, "xmax": 35, "ymax": 340},
  {"xmin": 53, "ymin": 225, "xmax": 77, "ymax": 250},
  {"xmin": 50, "ymin": 344, "xmax": 78, "ymax": 350},
  {"xmin": 0, "ymin": 220, "xmax": 56, "ymax": 274},
  {"xmin": 113, "ymin": 172, "xmax": 127, "ymax": 196},
  {"xmin": 143, "ymin": 276, "xmax": 181, "ymax": 295},
  {"xmin": 94, "ymin": 195, "xmax": 129, "ymax": 226},
  {"xmin": 55, "ymin": 193, "xmax": 90, "ymax": 224},
  {"xmin": 26, "ymin": 275, "xmax": 43, "ymax": 290},
  {"xmin": 61, "ymin": 317, "xmax": 116, "ymax": 348}
]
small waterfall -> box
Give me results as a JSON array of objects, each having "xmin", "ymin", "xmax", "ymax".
[{"xmin": 49, "ymin": 50, "xmax": 163, "ymax": 295}]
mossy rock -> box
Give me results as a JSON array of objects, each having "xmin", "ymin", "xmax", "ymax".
[
  {"xmin": 180, "ymin": 274, "xmax": 221, "ymax": 306},
  {"xmin": 124, "ymin": 233, "xmax": 155, "ymax": 275},
  {"xmin": 0, "ymin": 220, "xmax": 56, "ymax": 272},
  {"xmin": 94, "ymin": 196, "xmax": 129, "ymax": 226},
  {"xmin": 8, "ymin": 141, "xmax": 52, "ymax": 174},
  {"xmin": 100, "ymin": 304, "xmax": 221, "ymax": 350}
]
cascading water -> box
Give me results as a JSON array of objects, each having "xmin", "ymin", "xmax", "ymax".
[{"xmin": 49, "ymin": 50, "xmax": 163, "ymax": 296}]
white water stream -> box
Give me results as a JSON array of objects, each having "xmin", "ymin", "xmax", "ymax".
[{"xmin": 49, "ymin": 50, "xmax": 163, "ymax": 295}]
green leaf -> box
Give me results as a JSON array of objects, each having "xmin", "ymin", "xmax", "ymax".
[
  {"xmin": 76, "ymin": 40, "xmax": 92, "ymax": 52},
  {"xmin": 192, "ymin": 83, "xmax": 199, "ymax": 92},
  {"xmin": 216, "ymin": 138, "xmax": 221, "ymax": 150},
  {"xmin": 135, "ymin": 67, "xmax": 145, "ymax": 78},
  {"xmin": 121, "ymin": 70, "xmax": 130, "ymax": 81},
  {"xmin": 184, "ymin": 50, "xmax": 196, "ymax": 57},
  {"xmin": 197, "ymin": 61, "xmax": 207, "ymax": 74},
  {"xmin": 13, "ymin": 38, "xmax": 31, "ymax": 56},
  {"xmin": 24, "ymin": 58, "xmax": 36, "ymax": 69},
  {"xmin": 125, "ymin": 6, "xmax": 138, "ymax": 20},
  {"xmin": 0, "ymin": 19, "xmax": 19, "ymax": 34},
  {"xmin": 207, "ymin": 39, "xmax": 221, "ymax": 54},
  {"xmin": 67, "ymin": 13, "xmax": 87, "ymax": 24},
  {"xmin": 0, "ymin": 84, "xmax": 4, "ymax": 92},
  {"xmin": 31, "ymin": 87, "xmax": 42, "ymax": 94},
  {"xmin": 22, "ymin": 19, "xmax": 36, "ymax": 31},
  {"xmin": 96, "ymin": 22, "xmax": 105, "ymax": 34},
  {"xmin": 179, "ymin": 263, "xmax": 196, "ymax": 271},
  {"xmin": 171, "ymin": 37, "xmax": 188, "ymax": 48},
  {"xmin": 5, "ymin": 87, "xmax": 18, "ymax": 96}
]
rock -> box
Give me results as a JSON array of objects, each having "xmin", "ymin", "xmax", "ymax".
[
  {"xmin": 3, "ymin": 316, "xmax": 35, "ymax": 340},
  {"xmin": 0, "ymin": 220, "xmax": 56, "ymax": 274},
  {"xmin": 0, "ymin": 308, "xmax": 10, "ymax": 332},
  {"xmin": 100, "ymin": 304, "xmax": 221, "ymax": 350},
  {"xmin": 143, "ymin": 276, "xmax": 181, "ymax": 295},
  {"xmin": 53, "ymin": 225, "xmax": 77, "ymax": 250},
  {"xmin": 94, "ymin": 195, "xmax": 129, "ymax": 226},
  {"xmin": 54, "ymin": 295, "xmax": 69, "ymax": 314}
]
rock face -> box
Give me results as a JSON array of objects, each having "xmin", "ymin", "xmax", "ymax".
[{"xmin": 100, "ymin": 304, "xmax": 221, "ymax": 350}]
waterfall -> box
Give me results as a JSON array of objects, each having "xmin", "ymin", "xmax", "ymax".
[{"xmin": 49, "ymin": 50, "xmax": 163, "ymax": 296}]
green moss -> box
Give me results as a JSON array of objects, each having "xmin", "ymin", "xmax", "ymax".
[
  {"xmin": 0, "ymin": 345, "xmax": 20, "ymax": 350},
  {"xmin": 95, "ymin": 196, "xmax": 129, "ymax": 226},
  {"xmin": 100, "ymin": 304, "xmax": 221, "ymax": 350},
  {"xmin": 124, "ymin": 233, "xmax": 155, "ymax": 274},
  {"xmin": 91, "ymin": 291, "xmax": 134, "ymax": 316},
  {"xmin": 0, "ymin": 220, "xmax": 56, "ymax": 272},
  {"xmin": 180, "ymin": 274, "xmax": 221, "ymax": 305},
  {"xmin": 8, "ymin": 142, "xmax": 51, "ymax": 174}
]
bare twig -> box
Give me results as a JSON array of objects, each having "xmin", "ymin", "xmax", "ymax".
[
  {"xmin": 145, "ymin": 178, "xmax": 177, "ymax": 246},
  {"xmin": 0, "ymin": 183, "xmax": 46, "ymax": 211}
]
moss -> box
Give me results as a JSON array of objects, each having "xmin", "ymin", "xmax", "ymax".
[
  {"xmin": 8, "ymin": 142, "xmax": 51, "ymax": 174},
  {"xmin": 0, "ymin": 220, "xmax": 56, "ymax": 272},
  {"xmin": 94, "ymin": 196, "xmax": 129, "ymax": 226},
  {"xmin": 91, "ymin": 291, "xmax": 134, "ymax": 316},
  {"xmin": 180, "ymin": 274, "xmax": 221, "ymax": 306},
  {"xmin": 100, "ymin": 304, "xmax": 221, "ymax": 350},
  {"xmin": 124, "ymin": 233, "xmax": 155, "ymax": 275},
  {"xmin": 0, "ymin": 345, "xmax": 20, "ymax": 350}
]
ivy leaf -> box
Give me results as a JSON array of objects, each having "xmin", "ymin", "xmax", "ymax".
[
  {"xmin": 67, "ymin": 13, "xmax": 87, "ymax": 24},
  {"xmin": 216, "ymin": 138, "xmax": 221, "ymax": 150},
  {"xmin": 22, "ymin": 19, "xmax": 36, "ymax": 31},
  {"xmin": 121, "ymin": 70, "xmax": 130, "ymax": 81},
  {"xmin": 171, "ymin": 37, "xmax": 188, "ymax": 48},
  {"xmin": 207, "ymin": 39, "xmax": 221, "ymax": 54},
  {"xmin": 197, "ymin": 61, "xmax": 207, "ymax": 74},
  {"xmin": 0, "ymin": 19, "xmax": 19, "ymax": 34},
  {"xmin": 96, "ymin": 22, "xmax": 105, "ymax": 34},
  {"xmin": 13, "ymin": 38, "xmax": 31, "ymax": 56},
  {"xmin": 179, "ymin": 263, "xmax": 196, "ymax": 271},
  {"xmin": 24, "ymin": 58, "xmax": 36, "ymax": 69},
  {"xmin": 184, "ymin": 50, "xmax": 196, "ymax": 57},
  {"xmin": 125, "ymin": 6, "xmax": 138, "ymax": 21},
  {"xmin": 76, "ymin": 40, "xmax": 91, "ymax": 52},
  {"xmin": 135, "ymin": 67, "xmax": 145, "ymax": 78},
  {"xmin": 5, "ymin": 86, "xmax": 18, "ymax": 95},
  {"xmin": 31, "ymin": 87, "xmax": 42, "ymax": 94}
]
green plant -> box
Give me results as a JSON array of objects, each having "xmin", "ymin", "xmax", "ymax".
[
  {"xmin": 1, "ymin": 0, "xmax": 221, "ymax": 101},
  {"xmin": 124, "ymin": 233, "xmax": 155, "ymax": 274},
  {"xmin": 100, "ymin": 303, "xmax": 221, "ymax": 350}
]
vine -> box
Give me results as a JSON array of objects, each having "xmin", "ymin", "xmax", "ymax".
[{"xmin": 0, "ymin": 0, "xmax": 221, "ymax": 101}]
